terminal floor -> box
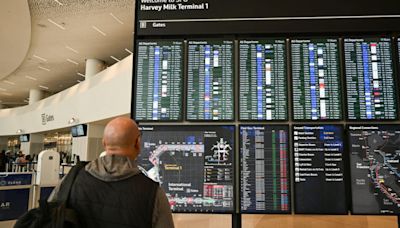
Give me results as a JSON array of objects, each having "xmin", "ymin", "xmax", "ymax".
[{"xmin": 0, "ymin": 215, "xmax": 396, "ymax": 227}]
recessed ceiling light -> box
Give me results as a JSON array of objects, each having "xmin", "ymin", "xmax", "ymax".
[
  {"xmin": 77, "ymin": 72, "xmax": 85, "ymax": 77},
  {"xmin": 110, "ymin": 56, "xmax": 120, "ymax": 62},
  {"xmin": 4, "ymin": 80, "xmax": 16, "ymax": 85},
  {"xmin": 125, "ymin": 48, "xmax": 133, "ymax": 54},
  {"xmin": 110, "ymin": 13, "xmax": 124, "ymax": 24},
  {"xmin": 38, "ymin": 66, "xmax": 51, "ymax": 71},
  {"xmin": 92, "ymin": 26, "xmax": 107, "ymax": 36},
  {"xmin": 33, "ymin": 54, "xmax": 48, "ymax": 62},
  {"xmin": 67, "ymin": 58, "xmax": 79, "ymax": 65},
  {"xmin": 66, "ymin": 45, "xmax": 79, "ymax": 53},
  {"xmin": 54, "ymin": 0, "xmax": 63, "ymax": 6},
  {"xmin": 48, "ymin": 18, "xmax": 66, "ymax": 30},
  {"xmin": 25, "ymin": 75, "xmax": 38, "ymax": 81},
  {"xmin": 39, "ymin": 85, "xmax": 49, "ymax": 90}
]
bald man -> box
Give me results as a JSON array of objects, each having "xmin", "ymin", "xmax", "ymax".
[{"xmin": 49, "ymin": 117, "xmax": 174, "ymax": 228}]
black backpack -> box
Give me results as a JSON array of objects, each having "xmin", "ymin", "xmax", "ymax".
[{"xmin": 14, "ymin": 162, "xmax": 88, "ymax": 228}]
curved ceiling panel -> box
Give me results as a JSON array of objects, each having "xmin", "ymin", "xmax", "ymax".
[{"xmin": 0, "ymin": 0, "xmax": 31, "ymax": 79}]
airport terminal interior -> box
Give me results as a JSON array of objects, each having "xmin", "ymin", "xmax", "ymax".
[{"xmin": 0, "ymin": 0, "xmax": 400, "ymax": 227}]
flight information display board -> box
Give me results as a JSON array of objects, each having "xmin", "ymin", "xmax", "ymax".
[
  {"xmin": 348, "ymin": 125, "xmax": 400, "ymax": 214},
  {"xmin": 187, "ymin": 40, "xmax": 234, "ymax": 121},
  {"xmin": 344, "ymin": 38, "xmax": 397, "ymax": 120},
  {"xmin": 293, "ymin": 125, "xmax": 347, "ymax": 214},
  {"xmin": 239, "ymin": 39, "xmax": 287, "ymax": 120},
  {"xmin": 137, "ymin": 125, "xmax": 235, "ymax": 213},
  {"xmin": 240, "ymin": 125, "xmax": 290, "ymax": 213},
  {"xmin": 291, "ymin": 39, "xmax": 342, "ymax": 120},
  {"xmin": 135, "ymin": 40, "xmax": 183, "ymax": 121}
]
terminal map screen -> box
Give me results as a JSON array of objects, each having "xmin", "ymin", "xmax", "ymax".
[
  {"xmin": 348, "ymin": 125, "xmax": 400, "ymax": 214},
  {"xmin": 239, "ymin": 39, "xmax": 287, "ymax": 120},
  {"xmin": 187, "ymin": 40, "xmax": 234, "ymax": 121},
  {"xmin": 293, "ymin": 125, "xmax": 347, "ymax": 214},
  {"xmin": 137, "ymin": 125, "xmax": 235, "ymax": 213},
  {"xmin": 240, "ymin": 125, "xmax": 290, "ymax": 213},
  {"xmin": 344, "ymin": 38, "xmax": 397, "ymax": 120},
  {"xmin": 291, "ymin": 39, "xmax": 342, "ymax": 120},
  {"xmin": 135, "ymin": 40, "xmax": 183, "ymax": 121}
]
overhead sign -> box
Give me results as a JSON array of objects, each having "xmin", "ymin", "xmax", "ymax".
[{"xmin": 136, "ymin": 0, "xmax": 400, "ymax": 35}]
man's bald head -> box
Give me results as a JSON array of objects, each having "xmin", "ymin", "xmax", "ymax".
[{"xmin": 103, "ymin": 117, "xmax": 141, "ymax": 160}]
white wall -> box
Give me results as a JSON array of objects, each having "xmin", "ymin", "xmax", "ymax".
[{"xmin": 0, "ymin": 55, "xmax": 132, "ymax": 136}]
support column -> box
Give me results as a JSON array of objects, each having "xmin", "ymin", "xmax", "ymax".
[
  {"xmin": 72, "ymin": 124, "xmax": 105, "ymax": 161},
  {"xmin": 0, "ymin": 103, "xmax": 3, "ymax": 109},
  {"xmin": 20, "ymin": 134, "xmax": 44, "ymax": 156},
  {"xmin": 29, "ymin": 89, "xmax": 44, "ymax": 104},
  {"xmin": 0, "ymin": 137, "xmax": 7, "ymax": 151},
  {"xmin": 85, "ymin": 59, "xmax": 105, "ymax": 78}
]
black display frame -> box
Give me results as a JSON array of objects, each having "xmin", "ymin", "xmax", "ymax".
[
  {"xmin": 237, "ymin": 38, "xmax": 289, "ymax": 122},
  {"xmin": 238, "ymin": 124, "xmax": 292, "ymax": 214},
  {"xmin": 292, "ymin": 124, "xmax": 349, "ymax": 215},
  {"xmin": 185, "ymin": 38, "xmax": 236, "ymax": 122},
  {"xmin": 346, "ymin": 124, "xmax": 400, "ymax": 216},
  {"xmin": 137, "ymin": 124, "xmax": 237, "ymax": 214},
  {"xmin": 342, "ymin": 36, "xmax": 400, "ymax": 122},
  {"xmin": 132, "ymin": 39, "xmax": 185, "ymax": 122},
  {"xmin": 289, "ymin": 37, "xmax": 344, "ymax": 122}
]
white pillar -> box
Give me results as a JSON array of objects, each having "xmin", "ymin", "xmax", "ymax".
[
  {"xmin": 29, "ymin": 89, "xmax": 44, "ymax": 104},
  {"xmin": 85, "ymin": 59, "xmax": 105, "ymax": 78}
]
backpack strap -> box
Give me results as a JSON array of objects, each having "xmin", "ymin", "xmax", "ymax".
[{"xmin": 57, "ymin": 161, "xmax": 89, "ymax": 204}]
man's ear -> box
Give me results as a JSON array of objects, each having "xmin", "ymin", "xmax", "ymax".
[
  {"xmin": 102, "ymin": 138, "xmax": 106, "ymax": 148},
  {"xmin": 135, "ymin": 136, "xmax": 141, "ymax": 150}
]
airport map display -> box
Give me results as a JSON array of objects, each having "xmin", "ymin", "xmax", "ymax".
[
  {"xmin": 187, "ymin": 40, "xmax": 234, "ymax": 121},
  {"xmin": 291, "ymin": 39, "xmax": 342, "ymax": 120},
  {"xmin": 348, "ymin": 125, "xmax": 400, "ymax": 214},
  {"xmin": 293, "ymin": 125, "xmax": 347, "ymax": 214},
  {"xmin": 240, "ymin": 125, "xmax": 290, "ymax": 213},
  {"xmin": 135, "ymin": 40, "xmax": 183, "ymax": 121},
  {"xmin": 239, "ymin": 39, "xmax": 287, "ymax": 120},
  {"xmin": 137, "ymin": 125, "xmax": 235, "ymax": 212},
  {"xmin": 344, "ymin": 38, "xmax": 397, "ymax": 120}
]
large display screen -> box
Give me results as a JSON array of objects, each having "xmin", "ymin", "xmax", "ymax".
[
  {"xmin": 344, "ymin": 37, "xmax": 397, "ymax": 120},
  {"xmin": 348, "ymin": 125, "xmax": 400, "ymax": 214},
  {"xmin": 186, "ymin": 40, "xmax": 234, "ymax": 121},
  {"xmin": 291, "ymin": 38, "xmax": 342, "ymax": 120},
  {"xmin": 239, "ymin": 39, "xmax": 287, "ymax": 121},
  {"xmin": 137, "ymin": 125, "xmax": 235, "ymax": 213},
  {"xmin": 134, "ymin": 40, "xmax": 183, "ymax": 121},
  {"xmin": 240, "ymin": 125, "xmax": 290, "ymax": 213},
  {"xmin": 136, "ymin": 0, "xmax": 400, "ymax": 35},
  {"xmin": 293, "ymin": 125, "xmax": 347, "ymax": 214}
]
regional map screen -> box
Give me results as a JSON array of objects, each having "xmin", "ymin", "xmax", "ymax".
[
  {"xmin": 137, "ymin": 125, "xmax": 235, "ymax": 213},
  {"xmin": 240, "ymin": 125, "xmax": 290, "ymax": 213},
  {"xmin": 348, "ymin": 125, "xmax": 400, "ymax": 214},
  {"xmin": 135, "ymin": 40, "xmax": 183, "ymax": 121},
  {"xmin": 186, "ymin": 40, "xmax": 234, "ymax": 121},
  {"xmin": 239, "ymin": 39, "xmax": 287, "ymax": 120},
  {"xmin": 291, "ymin": 39, "xmax": 342, "ymax": 120},
  {"xmin": 344, "ymin": 38, "xmax": 397, "ymax": 120},
  {"xmin": 293, "ymin": 125, "xmax": 347, "ymax": 214}
]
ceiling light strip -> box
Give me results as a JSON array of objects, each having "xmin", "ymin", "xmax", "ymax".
[
  {"xmin": 2, "ymin": 92, "xmax": 12, "ymax": 96},
  {"xmin": 33, "ymin": 54, "xmax": 48, "ymax": 62},
  {"xmin": 48, "ymin": 19, "xmax": 66, "ymax": 30},
  {"xmin": 0, "ymin": 88, "xmax": 6, "ymax": 91},
  {"xmin": 54, "ymin": 0, "xmax": 63, "ymax": 6},
  {"xmin": 39, "ymin": 85, "xmax": 49, "ymax": 90},
  {"xmin": 66, "ymin": 45, "xmax": 79, "ymax": 53},
  {"xmin": 125, "ymin": 48, "xmax": 133, "ymax": 54},
  {"xmin": 4, "ymin": 80, "xmax": 16, "ymax": 85},
  {"xmin": 92, "ymin": 26, "xmax": 107, "ymax": 36},
  {"xmin": 110, "ymin": 56, "xmax": 121, "ymax": 62},
  {"xmin": 38, "ymin": 66, "xmax": 51, "ymax": 71},
  {"xmin": 110, "ymin": 13, "xmax": 124, "ymax": 24},
  {"xmin": 67, "ymin": 58, "xmax": 79, "ymax": 65},
  {"xmin": 77, "ymin": 72, "xmax": 85, "ymax": 77},
  {"xmin": 25, "ymin": 75, "xmax": 38, "ymax": 81}
]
